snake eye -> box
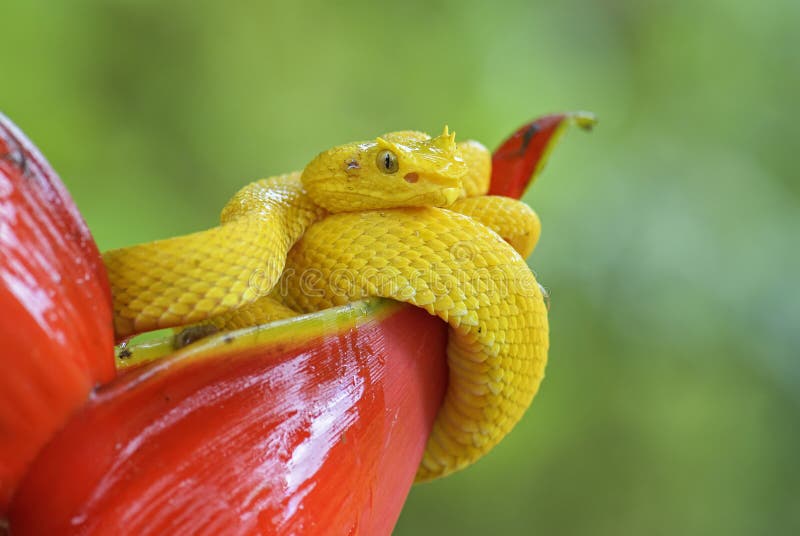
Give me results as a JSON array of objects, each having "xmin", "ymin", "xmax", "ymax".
[{"xmin": 376, "ymin": 150, "xmax": 399, "ymax": 174}]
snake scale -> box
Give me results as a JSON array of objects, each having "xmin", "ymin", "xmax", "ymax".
[{"xmin": 103, "ymin": 128, "xmax": 549, "ymax": 481}]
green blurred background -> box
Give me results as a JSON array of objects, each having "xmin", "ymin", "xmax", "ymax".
[{"xmin": 2, "ymin": 0, "xmax": 798, "ymax": 534}]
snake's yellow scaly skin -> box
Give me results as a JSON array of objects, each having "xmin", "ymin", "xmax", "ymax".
[
  {"xmin": 104, "ymin": 174, "xmax": 325, "ymax": 336},
  {"xmin": 280, "ymin": 208, "xmax": 547, "ymax": 480},
  {"xmin": 449, "ymin": 196, "xmax": 541, "ymax": 259},
  {"xmin": 456, "ymin": 139, "xmax": 492, "ymax": 197},
  {"xmin": 104, "ymin": 129, "xmax": 549, "ymax": 481}
]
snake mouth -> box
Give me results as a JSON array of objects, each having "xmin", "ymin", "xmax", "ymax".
[
  {"xmin": 334, "ymin": 186, "xmax": 461, "ymax": 210},
  {"xmin": 421, "ymin": 171, "xmax": 462, "ymax": 189}
]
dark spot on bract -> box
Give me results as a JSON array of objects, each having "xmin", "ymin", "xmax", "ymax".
[
  {"xmin": 1, "ymin": 144, "xmax": 30, "ymax": 177},
  {"xmin": 512, "ymin": 123, "xmax": 541, "ymax": 157},
  {"xmin": 118, "ymin": 347, "xmax": 132, "ymax": 359},
  {"xmin": 174, "ymin": 324, "xmax": 219, "ymax": 348},
  {"xmin": 224, "ymin": 335, "xmax": 234, "ymax": 344},
  {"xmin": 522, "ymin": 123, "xmax": 540, "ymax": 147}
]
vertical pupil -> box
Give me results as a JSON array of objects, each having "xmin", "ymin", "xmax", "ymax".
[{"xmin": 385, "ymin": 154, "xmax": 391, "ymax": 169}]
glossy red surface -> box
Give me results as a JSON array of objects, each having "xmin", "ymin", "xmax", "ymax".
[
  {"xmin": 0, "ymin": 114, "xmax": 115, "ymax": 511},
  {"xmin": 9, "ymin": 304, "xmax": 448, "ymax": 535}
]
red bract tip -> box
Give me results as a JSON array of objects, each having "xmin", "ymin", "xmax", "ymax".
[{"xmin": 490, "ymin": 111, "xmax": 596, "ymax": 200}]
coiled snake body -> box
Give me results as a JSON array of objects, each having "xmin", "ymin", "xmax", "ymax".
[{"xmin": 104, "ymin": 128, "xmax": 549, "ymax": 481}]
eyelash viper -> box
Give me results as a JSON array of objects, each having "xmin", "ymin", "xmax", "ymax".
[{"xmin": 103, "ymin": 127, "xmax": 549, "ymax": 482}]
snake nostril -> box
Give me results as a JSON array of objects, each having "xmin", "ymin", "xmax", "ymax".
[{"xmin": 404, "ymin": 172, "xmax": 419, "ymax": 183}]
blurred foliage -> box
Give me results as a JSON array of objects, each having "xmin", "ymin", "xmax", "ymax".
[{"xmin": 2, "ymin": 0, "xmax": 798, "ymax": 534}]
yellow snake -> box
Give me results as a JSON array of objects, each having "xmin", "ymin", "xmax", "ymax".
[{"xmin": 103, "ymin": 128, "xmax": 549, "ymax": 482}]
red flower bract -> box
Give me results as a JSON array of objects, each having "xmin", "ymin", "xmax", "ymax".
[
  {"xmin": 0, "ymin": 114, "xmax": 115, "ymax": 512},
  {"xmin": 9, "ymin": 300, "xmax": 448, "ymax": 534},
  {"xmin": 491, "ymin": 111, "xmax": 596, "ymax": 198}
]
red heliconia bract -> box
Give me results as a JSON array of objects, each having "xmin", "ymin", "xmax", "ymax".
[
  {"xmin": 490, "ymin": 112, "xmax": 595, "ymax": 199},
  {"xmin": 9, "ymin": 300, "xmax": 449, "ymax": 535},
  {"xmin": 0, "ymin": 114, "xmax": 116, "ymax": 512},
  {"xmin": 4, "ymin": 112, "xmax": 588, "ymax": 534}
]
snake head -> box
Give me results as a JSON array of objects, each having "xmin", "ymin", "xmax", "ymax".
[{"xmin": 302, "ymin": 127, "xmax": 467, "ymax": 213}]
